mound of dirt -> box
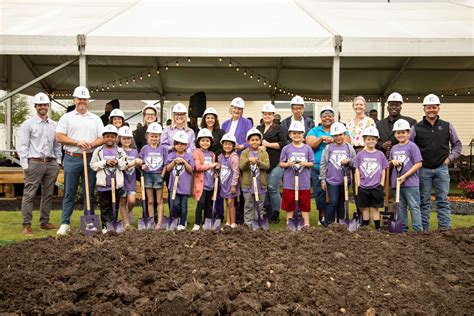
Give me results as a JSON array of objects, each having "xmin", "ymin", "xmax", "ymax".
[{"xmin": 0, "ymin": 226, "xmax": 473, "ymax": 314}]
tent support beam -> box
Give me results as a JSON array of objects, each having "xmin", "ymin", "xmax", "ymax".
[
  {"xmin": 78, "ymin": 34, "xmax": 87, "ymax": 86},
  {"xmin": 0, "ymin": 58, "xmax": 78, "ymax": 103},
  {"xmin": 271, "ymin": 57, "xmax": 283, "ymax": 104},
  {"xmin": 20, "ymin": 56, "xmax": 53, "ymax": 93},
  {"xmin": 382, "ymin": 57, "xmax": 412, "ymax": 97},
  {"xmin": 159, "ymin": 95, "xmax": 165, "ymax": 125},
  {"xmin": 5, "ymin": 56, "xmax": 13, "ymax": 150},
  {"xmin": 331, "ymin": 35, "xmax": 342, "ymax": 117}
]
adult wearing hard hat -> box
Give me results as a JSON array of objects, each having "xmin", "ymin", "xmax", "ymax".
[
  {"xmin": 55, "ymin": 86, "xmax": 104, "ymax": 235},
  {"xmin": 134, "ymin": 104, "xmax": 158, "ymax": 151},
  {"xmin": 306, "ymin": 105, "xmax": 351, "ymax": 224},
  {"xmin": 221, "ymin": 97, "xmax": 253, "ymax": 152},
  {"xmin": 410, "ymin": 94, "xmax": 462, "ymax": 231},
  {"xmin": 280, "ymin": 95, "xmax": 315, "ymax": 140},
  {"xmin": 18, "ymin": 93, "xmax": 62, "ymax": 236},
  {"xmin": 161, "ymin": 103, "xmax": 196, "ymax": 153},
  {"xmin": 376, "ymin": 92, "xmax": 416, "ymax": 157},
  {"xmin": 200, "ymin": 107, "xmax": 225, "ymax": 155},
  {"xmin": 257, "ymin": 103, "xmax": 286, "ymax": 223}
]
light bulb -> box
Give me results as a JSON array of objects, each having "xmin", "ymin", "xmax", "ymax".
[
  {"xmin": 165, "ymin": 65, "xmax": 169, "ymax": 71},
  {"xmin": 126, "ymin": 79, "xmax": 129, "ymax": 85},
  {"xmin": 219, "ymin": 57, "xmax": 222, "ymax": 62},
  {"xmin": 187, "ymin": 57, "xmax": 191, "ymax": 62},
  {"xmin": 250, "ymin": 73, "xmax": 253, "ymax": 79},
  {"xmin": 236, "ymin": 67, "xmax": 239, "ymax": 72},
  {"xmin": 228, "ymin": 61, "xmax": 232, "ymax": 67},
  {"xmin": 156, "ymin": 69, "xmax": 160, "ymax": 75},
  {"xmin": 147, "ymin": 72, "xmax": 151, "ymax": 77},
  {"xmin": 139, "ymin": 74, "xmax": 143, "ymax": 80},
  {"xmin": 119, "ymin": 81, "xmax": 122, "ymax": 86},
  {"xmin": 244, "ymin": 70, "xmax": 247, "ymax": 76},
  {"xmin": 468, "ymin": 89, "xmax": 471, "ymax": 95},
  {"xmin": 176, "ymin": 60, "xmax": 179, "ymax": 67},
  {"xmin": 133, "ymin": 77, "xmax": 136, "ymax": 82}
]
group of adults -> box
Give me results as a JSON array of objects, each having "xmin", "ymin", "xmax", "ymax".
[{"xmin": 18, "ymin": 85, "xmax": 461, "ymax": 236}]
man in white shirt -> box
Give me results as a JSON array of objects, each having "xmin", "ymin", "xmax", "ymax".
[
  {"xmin": 18, "ymin": 92, "xmax": 62, "ymax": 236},
  {"xmin": 55, "ymin": 86, "xmax": 104, "ymax": 235}
]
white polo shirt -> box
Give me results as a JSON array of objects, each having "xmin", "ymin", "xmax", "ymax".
[{"xmin": 56, "ymin": 110, "xmax": 104, "ymax": 153}]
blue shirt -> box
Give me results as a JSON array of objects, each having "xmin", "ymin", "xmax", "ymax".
[{"xmin": 307, "ymin": 125, "xmax": 331, "ymax": 171}]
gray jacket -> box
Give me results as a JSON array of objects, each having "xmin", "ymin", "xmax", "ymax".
[
  {"xmin": 90, "ymin": 146, "xmax": 127, "ymax": 189},
  {"xmin": 319, "ymin": 143, "xmax": 356, "ymax": 181}
]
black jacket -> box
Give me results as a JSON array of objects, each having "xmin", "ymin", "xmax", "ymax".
[
  {"xmin": 376, "ymin": 115, "xmax": 417, "ymax": 156},
  {"xmin": 280, "ymin": 116, "xmax": 315, "ymax": 141},
  {"xmin": 257, "ymin": 124, "xmax": 286, "ymax": 170},
  {"xmin": 133, "ymin": 125, "xmax": 148, "ymax": 151},
  {"xmin": 210, "ymin": 128, "xmax": 225, "ymax": 157}
]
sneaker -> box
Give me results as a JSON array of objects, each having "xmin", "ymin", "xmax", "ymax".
[
  {"xmin": 102, "ymin": 228, "xmax": 108, "ymax": 234},
  {"xmin": 177, "ymin": 225, "xmax": 186, "ymax": 231},
  {"xmin": 40, "ymin": 223, "xmax": 56, "ymax": 230},
  {"xmin": 56, "ymin": 224, "xmax": 71, "ymax": 236},
  {"xmin": 225, "ymin": 222, "xmax": 231, "ymax": 227},
  {"xmin": 23, "ymin": 226, "xmax": 33, "ymax": 237},
  {"xmin": 230, "ymin": 223, "xmax": 237, "ymax": 229},
  {"xmin": 192, "ymin": 224, "xmax": 200, "ymax": 231}
]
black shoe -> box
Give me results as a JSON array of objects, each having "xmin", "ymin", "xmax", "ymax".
[{"xmin": 271, "ymin": 211, "xmax": 280, "ymax": 224}]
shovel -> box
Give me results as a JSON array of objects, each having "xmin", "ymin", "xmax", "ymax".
[
  {"xmin": 348, "ymin": 169, "xmax": 360, "ymax": 233},
  {"xmin": 204, "ymin": 170, "xmax": 221, "ymax": 231},
  {"xmin": 287, "ymin": 164, "xmax": 304, "ymax": 231},
  {"xmin": 388, "ymin": 163, "xmax": 404, "ymax": 233},
  {"xmin": 138, "ymin": 170, "xmax": 155, "ymax": 230},
  {"xmin": 166, "ymin": 163, "xmax": 184, "ymax": 231},
  {"xmin": 106, "ymin": 169, "xmax": 125, "ymax": 233},
  {"xmin": 339, "ymin": 166, "xmax": 350, "ymax": 226},
  {"xmin": 80, "ymin": 151, "xmax": 100, "ymax": 235},
  {"xmin": 250, "ymin": 164, "xmax": 269, "ymax": 231}
]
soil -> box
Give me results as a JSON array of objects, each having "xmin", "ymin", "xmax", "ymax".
[{"xmin": 0, "ymin": 226, "xmax": 473, "ymax": 315}]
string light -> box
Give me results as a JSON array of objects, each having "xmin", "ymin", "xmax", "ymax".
[
  {"xmin": 106, "ymin": 85, "xmax": 110, "ymax": 90},
  {"xmin": 139, "ymin": 74, "xmax": 143, "ymax": 80},
  {"xmin": 187, "ymin": 57, "xmax": 191, "ymax": 63},
  {"xmin": 236, "ymin": 66, "xmax": 240, "ymax": 72},
  {"xmin": 228, "ymin": 60, "xmax": 232, "ymax": 67},
  {"xmin": 250, "ymin": 73, "xmax": 253, "ymax": 79},
  {"xmin": 468, "ymin": 89, "xmax": 471, "ymax": 95},
  {"xmin": 441, "ymin": 92, "xmax": 444, "ymax": 97},
  {"xmin": 263, "ymin": 80, "xmax": 266, "ymax": 86},
  {"xmin": 219, "ymin": 57, "xmax": 222, "ymax": 62},
  {"xmin": 119, "ymin": 81, "xmax": 122, "ymax": 86},
  {"xmin": 176, "ymin": 59, "xmax": 180, "ymax": 67},
  {"xmin": 156, "ymin": 68, "xmax": 160, "ymax": 75},
  {"xmin": 244, "ymin": 70, "xmax": 247, "ymax": 76},
  {"xmin": 101, "ymin": 87, "xmax": 104, "ymax": 91},
  {"xmin": 165, "ymin": 65, "xmax": 169, "ymax": 71},
  {"xmin": 132, "ymin": 77, "xmax": 136, "ymax": 82},
  {"xmin": 126, "ymin": 79, "xmax": 129, "ymax": 85},
  {"xmin": 112, "ymin": 82, "xmax": 115, "ymax": 88},
  {"xmin": 147, "ymin": 71, "xmax": 151, "ymax": 77},
  {"xmin": 96, "ymin": 88, "xmax": 99, "ymax": 92},
  {"xmin": 454, "ymin": 90, "xmax": 457, "ymax": 96}
]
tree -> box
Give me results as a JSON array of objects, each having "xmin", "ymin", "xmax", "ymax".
[
  {"xmin": 0, "ymin": 94, "xmax": 31, "ymax": 127},
  {"xmin": 50, "ymin": 109, "xmax": 64, "ymax": 122}
]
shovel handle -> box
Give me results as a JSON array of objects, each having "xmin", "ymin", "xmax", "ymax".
[
  {"xmin": 140, "ymin": 175, "xmax": 146, "ymax": 199},
  {"xmin": 83, "ymin": 151, "xmax": 91, "ymax": 212},
  {"xmin": 344, "ymin": 175, "xmax": 349, "ymax": 202},
  {"xmin": 395, "ymin": 177, "xmax": 401, "ymax": 204},
  {"xmin": 295, "ymin": 175, "xmax": 299, "ymax": 201},
  {"xmin": 172, "ymin": 174, "xmax": 179, "ymax": 200},
  {"xmin": 111, "ymin": 177, "xmax": 116, "ymax": 203},
  {"xmin": 212, "ymin": 176, "xmax": 219, "ymax": 201},
  {"xmin": 384, "ymin": 167, "xmax": 390, "ymax": 208},
  {"xmin": 253, "ymin": 176, "xmax": 259, "ymax": 202}
]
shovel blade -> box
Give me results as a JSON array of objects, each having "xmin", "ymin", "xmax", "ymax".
[
  {"xmin": 106, "ymin": 220, "xmax": 125, "ymax": 233},
  {"xmin": 80, "ymin": 214, "xmax": 100, "ymax": 235},
  {"xmin": 348, "ymin": 219, "xmax": 360, "ymax": 232},
  {"xmin": 212, "ymin": 219, "xmax": 221, "ymax": 232},
  {"xmin": 259, "ymin": 219, "xmax": 269, "ymax": 231},
  {"xmin": 338, "ymin": 218, "xmax": 346, "ymax": 225},
  {"xmin": 388, "ymin": 220, "xmax": 403, "ymax": 234},
  {"xmin": 137, "ymin": 218, "xmax": 148, "ymax": 230},
  {"xmin": 203, "ymin": 218, "xmax": 213, "ymax": 231},
  {"xmin": 251, "ymin": 220, "xmax": 261, "ymax": 231},
  {"xmin": 146, "ymin": 218, "xmax": 156, "ymax": 230},
  {"xmin": 167, "ymin": 217, "xmax": 179, "ymax": 231},
  {"xmin": 160, "ymin": 216, "xmax": 169, "ymax": 230},
  {"xmin": 287, "ymin": 218, "xmax": 304, "ymax": 231}
]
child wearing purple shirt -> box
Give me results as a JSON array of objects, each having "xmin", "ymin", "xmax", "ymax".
[
  {"xmin": 165, "ymin": 131, "xmax": 195, "ymax": 230},
  {"xmin": 139, "ymin": 122, "xmax": 168, "ymax": 228},
  {"xmin": 354, "ymin": 126, "xmax": 389, "ymax": 230},
  {"xmin": 390, "ymin": 119, "xmax": 423, "ymax": 232},
  {"xmin": 319, "ymin": 123, "xmax": 356, "ymax": 226}
]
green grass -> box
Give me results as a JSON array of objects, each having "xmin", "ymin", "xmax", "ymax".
[{"xmin": 1, "ymin": 198, "xmax": 473, "ymax": 243}]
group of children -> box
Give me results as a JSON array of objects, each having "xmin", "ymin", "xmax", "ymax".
[{"xmin": 90, "ymin": 111, "xmax": 422, "ymax": 233}]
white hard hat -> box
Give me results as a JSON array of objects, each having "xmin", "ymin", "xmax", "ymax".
[
  {"xmin": 146, "ymin": 122, "xmax": 163, "ymax": 134},
  {"xmin": 230, "ymin": 97, "xmax": 245, "ymax": 109},
  {"xmin": 172, "ymin": 103, "xmax": 188, "ymax": 114},
  {"xmin": 203, "ymin": 107, "xmax": 218, "ymax": 117},
  {"xmin": 392, "ymin": 119, "xmax": 411, "ymax": 132},
  {"xmin": 118, "ymin": 126, "xmax": 133, "ymax": 137},
  {"xmin": 387, "ymin": 92, "xmax": 404, "ymax": 103},
  {"xmin": 33, "ymin": 92, "xmax": 50, "ymax": 104},
  {"xmin": 290, "ymin": 95, "xmax": 305, "ymax": 107},
  {"xmin": 142, "ymin": 104, "xmax": 157, "ymax": 115},
  {"xmin": 261, "ymin": 102, "xmax": 276, "ymax": 113},
  {"xmin": 320, "ymin": 105, "xmax": 335, "ymax": 116},
  {"xmin": 220, "ymin": 133, "xmax": 237, "ymax": 144},
  {"xmin": 173, "ymin": 130, "xmax": 189, "ymax": 144},
  {"xmin": 330, "ymin": 122, "xmax": 347, "ymax": 136},
  {"xmin": 197, "ymin": 128, "xmax": 213, "ymax": 140},
  {"xmin": 109, "ymin": 108, "xmax": 125, "ymax": 119},
  {"xmin": 102, "ymin": 124, "xmax": 118, "ymax": 136},
  {"xmin": 423, "ymin": 94, "xmax": 440, "ymax": 106},
  {"xmin": 362, "ymin": 126, "xmax": 380, "ymax": 138},
  {"xmin": 72, "ymin": 86, "xmax": 91, "ymax": 99},
  {"xmin": 246, "ymin": 127, "xmax": 263, "ymax": 140},
  {"xmin": 288, "ymin": 121, "xmax": 305, "ymax": 133}
]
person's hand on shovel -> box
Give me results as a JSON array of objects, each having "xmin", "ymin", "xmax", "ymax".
[
  {"xmin": 391, "ymin": 159, "xmax": 403, "ymax": 167},
  {"xmin": 214, "ymin": 162, "xmax": 221, "ymax": 170},
  {"xmin": 77, "ymin": 140, "xmax": 92, "ymax": 151},
  {"xmin": 107, "ymin": 159, "xmax": 117, "ymax": 167},
  {"xmin": 248, "ymin": 156, "xmax": 257, "ymax": 165}
]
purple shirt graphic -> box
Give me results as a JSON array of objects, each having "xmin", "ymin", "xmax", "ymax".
[
  {"xmin": 139, "ymin": 145, "xmax": 167, "ymax": 174},
  {"xmin": 203, "ymin": 150, "xmax": 215, "ymax": 191},
  {"xmin": 219, "ymin": 153, "xmax": 240, "ymax": 198},
  {"xmin": 98, "ymin": 146, "xmax": 118, "ymax": 192},
  {"xmin": 354, "ymin": 149, "xmax": 389, "ymax": 189},
  {"xmin": 280, "ymin": 143, "xmax": 314, "ymax": 190},
  {"xmin": 242, "ymin": 150, "xmax": 266, "ymax": 194},
  {"xmin": 326, "ymin": 144, "xmax": 352, "ymax": 186},
  {"xmin": 390, "ymin": 141, "xmax": 423, "ymax": 188},
  {"xmin": 166, "ymin": 151, "xmax": 194, "ymax": 195},
  {"xmin": 123, "ymin": 148, "xmax": 138, "ymax": 192}
]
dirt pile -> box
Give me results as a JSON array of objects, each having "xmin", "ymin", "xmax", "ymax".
[{"xmin": 0, "ymin": 226, "xmax": 473, "ymax": 314}]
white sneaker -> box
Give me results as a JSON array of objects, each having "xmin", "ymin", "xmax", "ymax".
[
  {"xmin": 102, "ymin": 228, "xmax": 108, "ymax": 234},
  {"xmin": 192, "ymin": 224, "xmax": 200, "ymax": 231},
  {"xmin": 56, "ymin": 224, "xmax": 71, "ymax": 236},
  {"xmin": 177, "ymin": 225, "xmax": 186, "ymax": 231},
  {"xmin": 230, "ymin": 223, "xmax": 237, "ymax": 229}
]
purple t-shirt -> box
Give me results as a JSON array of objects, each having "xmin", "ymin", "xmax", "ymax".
[
  {"xmin": 123, "ymin": 148, "xmax": 138, "ymax": 192},
  {"xmin": 354, "ymin": 149, "xmax": 389, "ymax": 189},
  {"xmin": 202, "ymin": 150, "xmax": 215, "ymax": 191},
  {"xmin": 242, "ymin": 150, "xmax": 267, "ymax": 195},
  {"xmin": 166, "ymin": 151, "xmax": 195, "ymax": 195},
  {"xmin": 280, "ymin": 143, "xmax": 314, "ymax": 190},
  {"xmin": 98, "ymin": 146, "xmax": 118, "ymax": 192},
  {"xmin": 139, "ymin": 145, "xmax": 167, "ymax": 174},
  {"xmin": 390, "ymin": 141, "xmax": 423, "ymax": 188},
  {"xmin": 219, "ymin": 153, "xmax": 240, "ymax": 198},
  {"xmin": 326, "ymin": 143, "xmax": 352, "ymax": 186}
]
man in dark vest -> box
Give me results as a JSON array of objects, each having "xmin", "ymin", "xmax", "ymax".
[
  {"xmin": 410, "ymin": 94, "xmax": 462, "ymax": 231},
  {"xmin": 376, "ymin": 92, "xmax": 416, "ymax": 157}
]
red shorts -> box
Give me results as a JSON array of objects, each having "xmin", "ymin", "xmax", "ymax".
[{"xmin": 282, "ymin": 189, "xmax": 311, "ymax": 212}]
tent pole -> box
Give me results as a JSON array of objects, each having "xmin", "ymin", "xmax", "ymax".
[
  {"xmin": 77, "ymin": 34, "xmax": 87, "ymax": 86},
  {"xmin": 159, "ymin": 95, "xmax": 165, "ymax": 125},
  {"xmin": 331, "ymin": 35, "xmax": 342, "ymax": 120},
  {"xmin": 5, "ymin": 56, "xmax": 12, "ymax": 150}
]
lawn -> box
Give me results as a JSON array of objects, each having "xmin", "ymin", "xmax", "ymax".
[{"xmin": 1, "ymin": 198, "xmax": 473, "ymax": 244}]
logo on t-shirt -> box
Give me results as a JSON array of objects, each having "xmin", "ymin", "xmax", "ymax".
[
  {"xmin": 393, "ymin": 151, "xmax": 410, "ymax": 165},
  {"xmin": 220, "ymin": 165, "xmax": 231, "ymax": 182},
  {"xmin": 204, "ymin": 156, "xmax": 214, "ymax": 176},
  {"xmin": 289, "ymin": 152, "xmax": 307, "ymax": 164},
  {"xmin": 329, "ymin": 150, "xmax": 348, "ymax": 170},
  {"xmin": 360, "ymin": 159, "xmax": 380, "ymax": 178},
  {"xmin": 145, "ymin": 154, "xmax": 163, "ymax": 171}
]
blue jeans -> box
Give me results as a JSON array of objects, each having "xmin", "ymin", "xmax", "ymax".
[
  {"xmin": 419, "ymin": 165, "xmax": 451, "ymax": 230},
  {"xmin": 311, "ymin": 169, "xmax": 327, "ymax": 219},
  {"xmin": 326, "ymin": 183, "xmax": 344, "ymax": 225},
  {"xmin": 61, "ymin": 154, "xmax": 96, "ymax": 225},
  {"xmin": 265, "ymin": 166, "xmax": 284, "ymax": 213},
  {"xmin": 172, "ymin": 193, "xmax": 188, "ymax": 226},
  {"xmin": 395, "ymin": 186, "xmax": 422, "ymax": 232}
]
